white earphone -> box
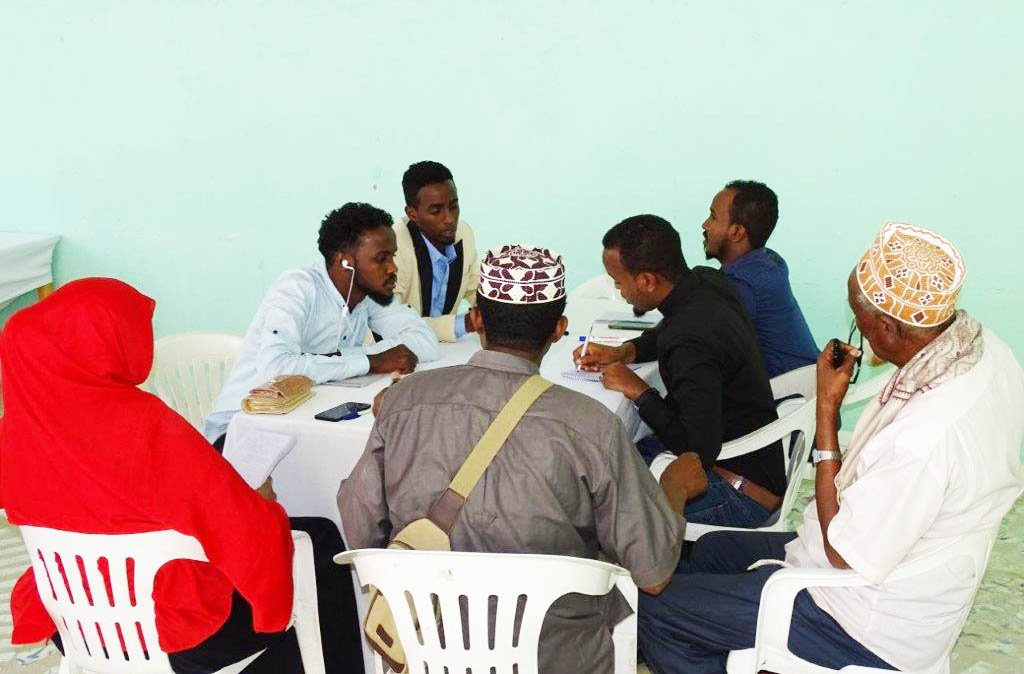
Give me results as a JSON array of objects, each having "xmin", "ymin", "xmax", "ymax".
[{"xmin": 335, "ymin": 257, "xmax": 358, "ymax": 336}]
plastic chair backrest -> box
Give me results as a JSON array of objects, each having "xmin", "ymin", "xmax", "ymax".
[
  {"xmin": 683, "ymin": 397, "xmax": 817, "ymax": 539},
  {"xmin": 770, "ymin": 364, "xmax": 817, "ymax": 401},
  {"xmin": 19, "ymin": 526, "xmax": 207, "ymax": 674},
  {"xmin": 336, "ymin": 549, "xmax": 636, "ymax": 674},
  {"xmin": 842, "ymin": 365, "xmax": 896, "ymax": 409},
  {"xmin": 148, "ymin": 332, "xmax": 243, "ymax": 430}
]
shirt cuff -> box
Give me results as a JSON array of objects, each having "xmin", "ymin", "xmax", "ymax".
[
  {"xmin": 633, "ymin": 387, "xmax": 661, "ymax": 409},
  {"xmin": 649, "ymin": 452, "xmax": 676, "ymax": 482},
  {"xmin": 454, "ymin": 313, "xmax": 468, "ymax": 339}
]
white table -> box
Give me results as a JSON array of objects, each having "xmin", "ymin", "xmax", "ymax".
[
  {"xmin": 0, "ymin": 232, "xmax": 61, "ymax": 311},
  {"xmin": 224, "ymin": 298, "xmax": 664, "ymax": 532}
]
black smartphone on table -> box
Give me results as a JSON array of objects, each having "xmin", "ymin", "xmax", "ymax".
[{"xmin": 314, "ymin": 401, "xmax": 371, "ymax": 422}]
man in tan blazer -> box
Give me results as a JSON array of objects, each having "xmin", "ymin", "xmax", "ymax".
[{"xmin": 394, "ymin": 161, "xmax": 480, "ymax": 342}]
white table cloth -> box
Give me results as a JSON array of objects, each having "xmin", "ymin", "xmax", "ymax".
[
  {"xmin": 0, "ymin": 232, "xmax": 61, "ymax": 311},
  {"xmin": 224, "ymin": 298, "xmax": 664, "ymax": 532}
]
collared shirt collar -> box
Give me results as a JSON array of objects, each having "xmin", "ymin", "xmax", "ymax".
[
  {"xmin": 418, "ymin": 230, "xmax": 457, "ymax": 265},
  {"xmin": 313, "ymin": 261, "xmax": 350, "ymax": 312},
  {"xmin": 656, "ymin": 270, "xmax": 699, "ymax": 318},
  {"xmin": 468, "ymin": 349, "xmax": 541, "ymax": 376},
  {"xmin": 721, "ymin": 247, "xmax": 770, "ymax": 274}
]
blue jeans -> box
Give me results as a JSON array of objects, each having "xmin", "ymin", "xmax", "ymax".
[
  {"xmin": 638, "ymin": 531, "xmax": 895, "ymax": 674},
  {"xmin": 635, "ymin": 436, "xmax": 771, "ymax": 528}
]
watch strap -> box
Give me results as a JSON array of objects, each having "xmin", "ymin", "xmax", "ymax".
[{"xmin": 812, "ymin": 449, "xmax": 842, "ymax": 465}]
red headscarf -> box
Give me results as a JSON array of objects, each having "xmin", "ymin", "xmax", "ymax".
[{"xmin": 1, "ymin": 278, "xmax": 293, "ymax": 652}]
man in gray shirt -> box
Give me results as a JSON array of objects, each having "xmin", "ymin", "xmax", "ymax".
[{"xmin": 339, "ymin": 244, "xmax": 687, "ymax": 673}]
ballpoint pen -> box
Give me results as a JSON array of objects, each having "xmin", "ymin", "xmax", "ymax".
[{"xmin": 576, "ymin": 324, "xmax": 594, "ymax": 372}]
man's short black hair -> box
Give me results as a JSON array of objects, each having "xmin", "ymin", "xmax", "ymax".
[
  {"xmin": 477, "ymin": 295, "xmax": 566, "ymax": 352},
  {"xmin": 402, "ymin": 161, "xmax": 455, "ymax": 207},
  {"xmin": 317, "ymin": 202, "xmax": 393, "ymax": 263},
  {"xmin": 602, "ymin": 215, "xmax": 687, "ymax": 282},
  {"xmin": 725, "ymin": 180, "xmax": 779, "ymax": 249}
]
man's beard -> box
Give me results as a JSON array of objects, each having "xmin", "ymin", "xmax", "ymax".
[
  {"xmin": 359, "ymin": 283, "xmax": 395, "ymax": 306},
  {"xmin": 703, "ymin": 235, "xmax": 714, "ymax": 260}
]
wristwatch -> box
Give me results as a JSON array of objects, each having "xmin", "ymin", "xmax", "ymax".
[{"xmin": 811, "ymin": 449, "xmax": 842, "ymax": 466}]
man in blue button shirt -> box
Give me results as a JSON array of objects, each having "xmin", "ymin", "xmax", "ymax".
[
  {"xmin": 702, "ymin": 180, "xmax": 818, "ymax": 378},
  {"xmin": 394, "ymin": 161, "xmax": 480, "ymax": 342}
]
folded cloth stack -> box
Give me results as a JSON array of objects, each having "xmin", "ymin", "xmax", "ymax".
[{"xmin": 241, "ymin": 375, "xmax": 314, "ymax": 414}]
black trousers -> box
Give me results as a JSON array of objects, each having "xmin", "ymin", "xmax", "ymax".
[{"xmin": 55, "ymin": 517, "xmax": 363, "ymax": 674}]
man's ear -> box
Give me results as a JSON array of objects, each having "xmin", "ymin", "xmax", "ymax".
[
  {"xmin": 877, "ymin": 314, "xmax": 903, "ymax": 345},
  {"xmin": 469, "ymin": 307, "xmax": 485, "ymax": 335},
  {"xmin": 729, "ymin": 223, "xmax": 748, "ymax": 243},
  {"xmin": 550, "ymin": 315, "xmax": 569, "ymax": 344},
  {"xmin": 635, "ymin": 271, "xmax": 659, "ymax": 293},
  {"xmin": 404, "ymin": 203, "xmax": 418, "ymax": 223}
]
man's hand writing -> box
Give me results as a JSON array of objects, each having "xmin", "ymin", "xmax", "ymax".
[{"xmin": 573, "ymin": 342, "xmax": 635, "ymax": 372}]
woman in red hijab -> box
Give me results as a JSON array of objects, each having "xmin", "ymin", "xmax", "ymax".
[{"xmin": 0, "ymin": 278, "xmax": 360, "ymax": 673}]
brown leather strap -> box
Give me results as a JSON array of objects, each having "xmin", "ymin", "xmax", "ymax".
[
  {"xmin": 711, "ymin": 466, "xmax": 782, "ymax": 512},
  {"xmin": 426, "ymin": 488, "xmax": 466, "ymax": 534}
]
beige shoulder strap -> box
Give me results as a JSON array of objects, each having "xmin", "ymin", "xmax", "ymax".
[{"xmin": 426, "ymin": 375, "xmax": 552, "ymax": 531}]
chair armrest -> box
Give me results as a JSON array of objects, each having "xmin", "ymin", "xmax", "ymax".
[
  {"xmin": 611, "ymin": 570, "xmax": 638, "ymax": 674},
  {"xmin": 755, "ymin": 566, "xmax": 869, "ymax": 657}
]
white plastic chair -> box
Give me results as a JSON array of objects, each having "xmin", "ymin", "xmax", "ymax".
[
  {"xmin": 568, "ymin": 274, "xmax": 623, "ymax": 302},
  {"xmin": 335, "ymin": 548, "xmax": 638, "ymax": 674},
  {"xmin": 770, "ymin": 363, "xmax": 817, "ymax": 402},
  {"xmin": 676, "ymin": 396, "xmax": 817, "ymax": 542},
  {"xmin": 651, "ymin": 364, "xmax": 817, "ymax": 541},
  {"xmin": 147, "ymin": 332, "xmax": 243, "ymax": 430},
  {"xmin": 19, "ymin": 526, "xmax": 326, "ymax": 674},
  {"xmin": 725, "ymin": 526, "xmax": 999, "ymax": 674}
]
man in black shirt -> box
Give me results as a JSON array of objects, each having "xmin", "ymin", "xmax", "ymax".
[{"xmin": 575, "ymin": 214, "xmax": 784, "ymax": 528}]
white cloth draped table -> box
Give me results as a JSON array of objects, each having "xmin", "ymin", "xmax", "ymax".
[
  {"xmin": 223, "ymin": 298, "xmax": 664, "ymax": 533},
  {"xmin": 0, "ymin": 232, "xmax": 61, "ymax": 311}
]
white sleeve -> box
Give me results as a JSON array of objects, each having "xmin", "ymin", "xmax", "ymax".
[
  {"xmin": 254, "ymin": 278, "xmax": 371, "ymax": 383},
  {"xmin": 364, "ymin": 300, "xmax": 440, "ymax": 361},
  {"xmin": 826, "ymin": 438, "xmax": 947, "ymax": 583}
]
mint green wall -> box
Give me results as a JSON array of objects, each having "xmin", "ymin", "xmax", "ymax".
[{"xmin": 2, "ymin": 2, "xmax": 1021, "ymax": 357}]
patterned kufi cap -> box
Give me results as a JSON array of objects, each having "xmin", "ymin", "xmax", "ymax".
[
  {"xmin": 478, "ymin": 244, "xmax": 566, "ymax": 304},
  {"xmin": 856, "ymin": 222, "xmax": 966, "ymax": 327}
]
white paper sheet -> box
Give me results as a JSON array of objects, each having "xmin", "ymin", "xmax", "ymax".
[{"xmin": 223, "ymin": 427, "xmax": 297, "ymax": 489}]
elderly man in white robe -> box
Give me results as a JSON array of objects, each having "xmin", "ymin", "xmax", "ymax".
[{"xmin": 638, "ymin": 222, "xmax": 1024, "ymax": 674}]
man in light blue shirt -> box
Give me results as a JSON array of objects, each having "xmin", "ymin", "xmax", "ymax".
[
  {"xmin": 203, "ymin": 202, "xmax": 439, "ymax": 444},
  {"xmin": 425, "ymin": 233, "xmax": 461, "ymax": 328}
]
